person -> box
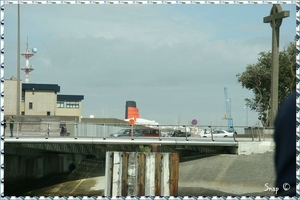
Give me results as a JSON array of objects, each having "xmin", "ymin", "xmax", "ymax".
[
  {"xmin": 60, "ymin": 126, "xmax": 64, "ymax": 136},
  {"xmin": 9, "ymin": 116, "xmax": 14, "ymax": 137},
  {"xmin": 46, "ymin": 123, "xmax": 50, "ymax": 138},
  {"xmin": 60, "ymin": 125, "xmax": 67, "ymax": 136},
  {"xmin": 3, "ymin": 118, "xmax": 6, "ymax": 135},
  {"xmin": 273, "ymin": 90, "xmax": 296, "ymax": 196}
]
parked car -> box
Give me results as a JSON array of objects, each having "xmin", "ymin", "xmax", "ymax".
[
  {"xmin": 202, "ymin": 130, "xmax": 234, "ymax": 138},
  {"xmin": 110, "ymin": 129, "xmax": 143, "ymax": 137},
  {"xmin": 170, "ymin": 130, "xmax": 191, "ymax": 137},
  {"xmin": 161, "ymin": 132, "xmax": 170, "ymax": 137},
  {"xmin": 140, "ymin": 128, "xmax": 160, "ymax": 137}
]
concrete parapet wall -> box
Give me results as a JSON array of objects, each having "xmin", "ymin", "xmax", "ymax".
[{"xmin": 237, "ymin": 141, "xmax": 275, "ymax": 155}]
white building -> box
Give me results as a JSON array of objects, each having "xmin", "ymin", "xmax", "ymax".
[{"xmin": 4, "ymin": 77, "xmax": 84, "ymax": 121}]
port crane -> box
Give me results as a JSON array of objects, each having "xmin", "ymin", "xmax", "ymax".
[{"xmin": 223, "ymin": 87, "xmax": 234, "ymax": 132}]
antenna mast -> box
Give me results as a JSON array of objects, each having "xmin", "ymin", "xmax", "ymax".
[{"xmin": 20, "ymin": 37, "xmax": 37, "ymax": 83}]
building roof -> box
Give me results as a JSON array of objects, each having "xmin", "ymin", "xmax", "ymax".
[
  {"xmin": 21, "ymin": 83, "xmax": 84, "ymax": 101},
  {"xmin": 57, "ymin": 95, "xmax": 84, "ymax": 101},
  {"xmin": 22, "ymin": 83, "xmax": 60, "ymax": 92}
]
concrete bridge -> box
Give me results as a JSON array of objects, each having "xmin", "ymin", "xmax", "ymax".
[{"xmin": 4, "ymin": 126, "xmax": 274, "ymax": 196}]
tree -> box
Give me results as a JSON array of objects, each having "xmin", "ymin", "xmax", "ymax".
[{"xmin": 236, "ymin": 41, "xmax": 296, "ymax": 127}]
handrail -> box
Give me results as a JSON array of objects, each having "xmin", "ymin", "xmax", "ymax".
[
  {"xmin": 4, "ymin": 137, "xmax": 239, "ymax": 146},
  {"xmin": 3, "ymin": 121, "xmax": 270, "ymax": 142}
]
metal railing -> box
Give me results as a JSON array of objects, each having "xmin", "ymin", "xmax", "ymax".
[{"xmin": 3, "ymin": 121, "xmax": 271, "ymax": 142}]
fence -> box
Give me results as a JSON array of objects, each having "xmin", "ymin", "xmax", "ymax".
[
  {"xmin": 4, "ymin": 121, "xmax": 76, "ymax": 138},
  {"xmin": 75, "ymin": 123, "xmax": 130, "ymax": 138},
  {"xmin": 3, "ymin": 120, "xmax": 271, "ymax": 141}
]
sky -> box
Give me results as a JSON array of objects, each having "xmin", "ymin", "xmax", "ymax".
[{"xmin": 3, "ymin": 2, "xmax": 296, "ymax": 132}]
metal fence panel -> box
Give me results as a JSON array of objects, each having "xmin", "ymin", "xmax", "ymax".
[{"xmin": 77, "ymin": 123, "xmax": 129, "ymax": 138}]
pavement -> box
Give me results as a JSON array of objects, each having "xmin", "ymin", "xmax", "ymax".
[{"xmin": 21, "ymin": 151, "xmax": 276, "ymax": 197}]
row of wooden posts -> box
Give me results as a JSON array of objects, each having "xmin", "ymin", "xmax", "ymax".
[{"xmin": 105, "ymin": 151, "xmax": 179, "ymax": 197}]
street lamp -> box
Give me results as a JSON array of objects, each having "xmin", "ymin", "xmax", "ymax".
[{"xmin": 17, "ymin": 4, "xmax": 21, "ymax": 116}]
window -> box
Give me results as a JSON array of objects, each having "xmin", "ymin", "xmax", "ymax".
[
  {"xmin": 57, "ymin": 101, "xmax": 79, "ymax": 108},
  {"xmin": 29, "ymin": 102, "xmax": 33, "ymax": 109},
  {"xmin": 66, "ymin": 101, "xmax": 79, "ymax": 108},
  {"xmin": 47, "ymin": 111, "xmax": 50, "ymax": 116},
  {"xmin": 21, "ymin": 111, "xmax": 25, "ymax": 115},
  {"xmin": 21, "ymin": 91, "xmax": 25, "ymax": 102},
  {"xmin": 57, "ymin": 101, "xmax": 64, "ymax": 108}
]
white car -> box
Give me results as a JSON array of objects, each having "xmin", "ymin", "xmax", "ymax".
[{"xmin": 202, "ymin": 130, "xmax": 234, "ymax": 138}]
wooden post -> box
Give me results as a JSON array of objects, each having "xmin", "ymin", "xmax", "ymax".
[
  {"xmin": 169, "ymin": 153, "xmax": 179, "ymax": 196},
  {"xmin": 161, "ymin": 153, "xmax": 170, "ymax": 196},
  {"xmin": 137, "ymin": 153, "xmax": 145, "ymax": 196},
  {"xmin": 151, "ymin": 144, "xmax": 161, "ymax": 152},
  {"xmin": 155, "ymin": 153, "xmax": 162, "ymax": 196}
]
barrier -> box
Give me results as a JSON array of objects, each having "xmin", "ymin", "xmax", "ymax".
[
  {"xmin": 104, "ymin": 151, "xmax": 179, "ymax": 196},
  {"xmin": 4, "ymin": 120, "xmax": 271, "ymax": 144}
]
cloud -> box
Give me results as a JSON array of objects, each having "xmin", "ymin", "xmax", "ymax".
[{"xmin": 4, "ymin": 4, "xmax": 296, "ymax": 127}]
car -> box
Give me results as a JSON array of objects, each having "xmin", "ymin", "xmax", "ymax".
[
  {"xmin": 202, "ymin": 130, "xmax": 234, "ymax": 138},
  {"xmin": 139, "ymin": 128, "xmax": 160, "ymax": 137},
  {"xmin": 161, "ymin": 132, "xmax": 170, "ymax": 137},
  {"xmin": 170, "ymin": 130, "xmax": 191, "ymax": 137},
  {"xmin": 110, "ymin": 129, "xmax": 143, "ymax": 137}
]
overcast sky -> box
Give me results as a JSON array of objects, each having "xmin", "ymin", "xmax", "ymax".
[{"xmin": 4, "ymin": 3, "xmax": 296, "ymax": 131}]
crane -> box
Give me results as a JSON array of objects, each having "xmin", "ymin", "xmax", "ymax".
[{"xmin": 223, "ymin": 87, "xmax": 234, "ymax": 132}]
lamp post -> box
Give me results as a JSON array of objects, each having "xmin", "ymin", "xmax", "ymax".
[{"xmin": 17, "ymin": 4, "xmax": 21, "ymax": 116}]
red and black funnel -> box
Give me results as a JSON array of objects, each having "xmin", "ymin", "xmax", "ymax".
[{"xmin": 125, "ymin": 101, "xmax": 140, "ymax": 119}]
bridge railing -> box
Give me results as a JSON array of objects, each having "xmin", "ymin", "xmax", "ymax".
[
  {"xmin": 3, "ymin": 121, "xmax": 272, "ymax": 141},
  {"xmin": 75, "ymin": 123, "xmax": 131, "ymax": 138}
]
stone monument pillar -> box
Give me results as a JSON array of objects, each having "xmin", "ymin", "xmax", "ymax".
[{"xmin": 263, "ymin": 4, "xmax": 290, "ymax": 127}]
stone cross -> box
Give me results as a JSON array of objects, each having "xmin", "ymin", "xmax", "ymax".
[{"xmin": 263, "ymin": 4, "xmax": 290, "ymax": 127}]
